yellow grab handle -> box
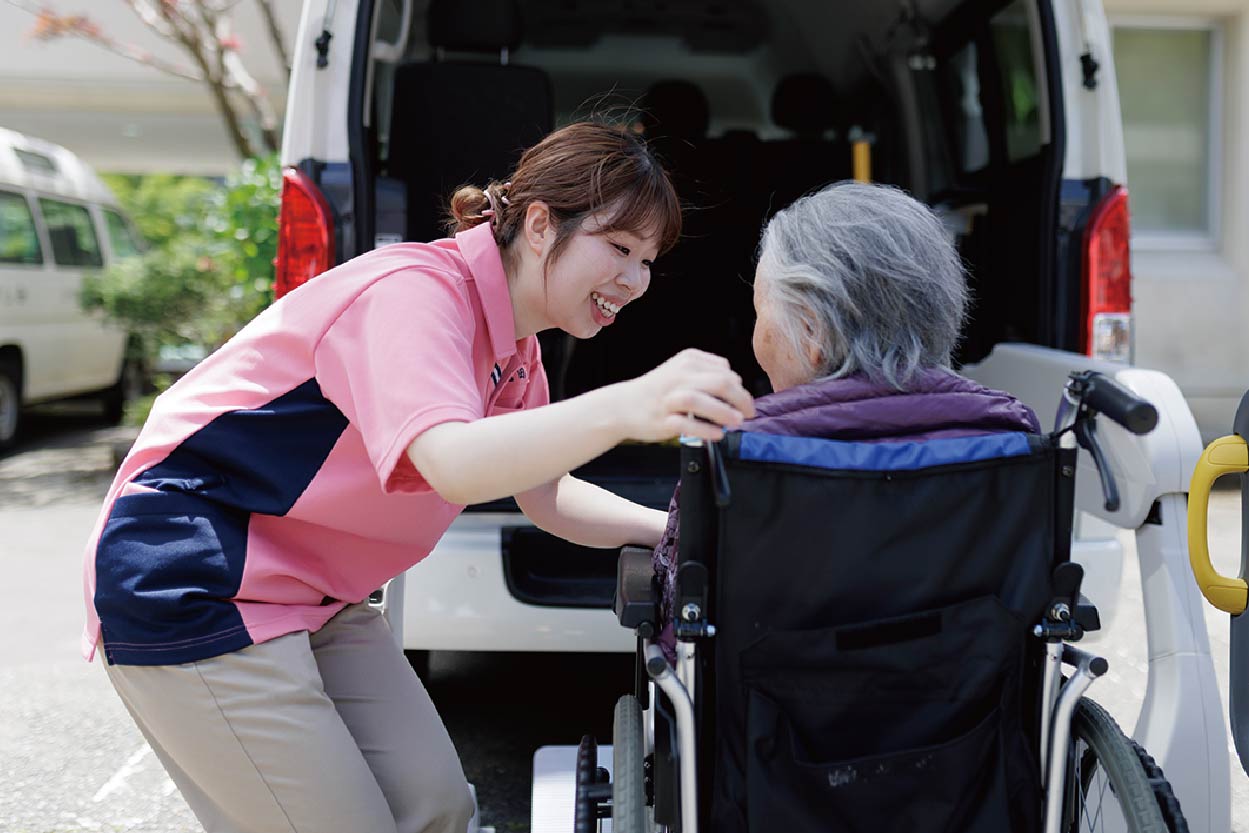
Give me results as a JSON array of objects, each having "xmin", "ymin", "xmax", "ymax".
[
  {"xmin": 1188, "ymin": 434, "xmax": 1249, "ymax": 614},
  {"xmin": 852, "ymin": 140, "xmax": 871, "ymax": 183}
]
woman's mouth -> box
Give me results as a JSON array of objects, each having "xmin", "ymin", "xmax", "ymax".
[{"xmin": 591, "ymin": 291, "xmax": 621, "ymax": 325}]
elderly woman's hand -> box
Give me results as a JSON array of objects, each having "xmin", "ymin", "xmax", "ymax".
[{"xmin": 616, "ymin": 349, "xmax": 755, "ymax": 443}]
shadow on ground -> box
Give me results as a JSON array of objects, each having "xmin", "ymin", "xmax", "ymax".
[
  {"xmin": 0, "ymin": 407, "xmax": 137, "ymax": 508},
  {"xmin": 427, "ymin": 650, "xmax": 635, "ymax": 832}
]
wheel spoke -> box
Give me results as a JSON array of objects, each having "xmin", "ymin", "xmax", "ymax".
[{"xmin": 1066, "ymin": 698, "xmax": 1179, "ymax": 833}]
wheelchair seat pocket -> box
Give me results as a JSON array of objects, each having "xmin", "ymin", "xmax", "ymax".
[
  {"xmin": 746, "ymin": 691, "xmax": 1009, "ymax": 833},
  {"xmin": 738, "ymin": 595, "xmax": 1027, "ymax": 833}
]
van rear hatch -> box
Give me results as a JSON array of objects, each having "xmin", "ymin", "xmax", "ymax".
[{"xmin": 282, "ymin": 0, "xmax": 1133, "ymax": 504}]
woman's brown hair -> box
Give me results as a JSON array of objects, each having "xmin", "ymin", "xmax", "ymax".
[{"xmin": 446, "ymin": 121, "xmax": 681, "ymax": 273}]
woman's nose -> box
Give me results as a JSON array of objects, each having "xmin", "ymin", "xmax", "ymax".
[{"xmin": 617, "ymin": 262, "xmax": 647, "ymax": 297}]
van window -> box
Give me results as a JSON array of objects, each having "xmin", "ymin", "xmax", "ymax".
[
  {"xmin": 992, "ymin": 4, "xmax": 1045, "ymax": 163},
  {"xmin": 15, "ymin": 149, "xmax": 57, "ymax": 176},
  {"xmin": 0, "ymin": 190, "xmax": 42, "ymax": 265},
  {"xmin": 103, "ymin": 209, "xmax": 141, "ymax": 258},
  {"xmin": 38, "ymin": 198, "xmax": 104, "ymax": 268},
  {"xmin": 946, "ymin": 43, "xmax": 990, "ymax": 174},
  {"xmin": 938, "ymin": 0, "xmax": 1045, "ymax": 176}
]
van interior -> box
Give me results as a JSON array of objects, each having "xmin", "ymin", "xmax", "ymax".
[{"xmin": 355, "ymin": 0, "xmax": 1065, "ymax": 602}]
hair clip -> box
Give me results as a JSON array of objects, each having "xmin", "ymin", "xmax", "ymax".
[{"xmin": 483, "ymin": 189, "xmax": 503, "ymax": 226}]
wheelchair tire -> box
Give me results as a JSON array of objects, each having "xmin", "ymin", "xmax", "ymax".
[
  {"xmin": 613, "ymin": 694, "xmax": 648, "ymax": 833},
  {"xmin": 1128, "ymin": 737, "xmax": 1189, "ymax": 833},
  {"xmin": 1065, "ymin": 697, "xmax": 1183, "ymax": 833}
]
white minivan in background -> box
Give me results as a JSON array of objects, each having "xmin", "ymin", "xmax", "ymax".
[{"xmin": 0, "ymin": 127, "xmax": 142, "ymax": 449}]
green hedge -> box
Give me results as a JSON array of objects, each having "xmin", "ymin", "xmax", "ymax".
[{"xmin": 84, "ymin": 155, "xmax": 281, "ymax": 367}]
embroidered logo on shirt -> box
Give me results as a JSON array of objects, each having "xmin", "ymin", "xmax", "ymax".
[{"xmin": 492, "ymin": 364, "xmax": 527, "ymax": 387}]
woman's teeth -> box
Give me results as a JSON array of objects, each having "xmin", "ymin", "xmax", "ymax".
[{"xmin": 592, "ymin": 292, "xmax": 620, "ymax": 317}]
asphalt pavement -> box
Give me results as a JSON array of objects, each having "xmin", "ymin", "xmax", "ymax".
[
  {"xmin": 1, "ymin": 410, "xmax": 1246, "ymax": 832},
  {"xmin": 0, "ymin": 412, "xmax": 632, "ymax": 833}
]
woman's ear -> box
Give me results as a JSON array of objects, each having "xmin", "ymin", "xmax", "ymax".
[{"xmin": 523, "ymin": 201, "xmax": 552, "ymax": 257}]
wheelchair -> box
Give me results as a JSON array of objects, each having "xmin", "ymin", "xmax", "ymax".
[{"xmin": 575, "ymin": 371, "xmax": 1188, "ymax": 833}]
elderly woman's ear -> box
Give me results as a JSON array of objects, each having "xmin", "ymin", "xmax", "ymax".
[
  {"xmin": 751, "ymin": 272, "xmax": 828, "ymax": 393},
  {"xmin": 798, "ymin": 312, "xmax": 825, "ymax": 376}
]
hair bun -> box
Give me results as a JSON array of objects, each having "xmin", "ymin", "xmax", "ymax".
[{"xmin": 447, "ymin": 185, "xmax": 491, "ymax": 234}]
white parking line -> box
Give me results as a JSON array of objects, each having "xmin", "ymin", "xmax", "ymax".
[{"xmin": 92, "ymin": 745, "xmax": 151, "ymax": 803}]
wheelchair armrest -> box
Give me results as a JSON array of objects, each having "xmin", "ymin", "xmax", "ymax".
[
  {"xmin": 614, "ymin": 546, "xmax": 658, "ymax": 635},
  {"xmin": 1075, "ymin": 593, "xmax": 1101, "ymax": 633}
]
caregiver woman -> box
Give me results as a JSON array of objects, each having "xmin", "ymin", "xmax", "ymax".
[{"xmin": 81, "ymin": 121, "xmax": 754, "ymax": 833}]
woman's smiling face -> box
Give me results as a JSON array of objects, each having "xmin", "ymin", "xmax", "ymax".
[{"xmin": 538, "ymin": 214, "xmax": 659, "ymax": 339}]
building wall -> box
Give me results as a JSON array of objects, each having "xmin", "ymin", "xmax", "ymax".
[
  {"xmin": 1105, "ymin": 0, "xmax": 1249, "ymax": 440},
  {"xmin": 0, "ymin": 2, "xmax": 302, "ymax": 175}
]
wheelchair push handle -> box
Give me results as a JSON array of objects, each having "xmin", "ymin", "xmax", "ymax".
[
  {"xmin": 1057, "ymin": 371, "xmax": 1158, "ymax": 513},
  {"xmin": 1079, "ymin": 372, "xmax": 1159, "ymax": 435}
]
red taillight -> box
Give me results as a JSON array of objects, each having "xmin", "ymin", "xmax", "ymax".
[
  {"xmin": 274, "ymin": 167, "xmax": 334, "ymax": 299},
  {"xmin": 1082, "ymin": 185, "xmax": 1132, "ymax": 362}
]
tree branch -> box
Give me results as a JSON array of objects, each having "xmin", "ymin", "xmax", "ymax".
[
  {"xmin": 10, "ymin": 0, "xmax": 204, "ymax": 82},
  {"xmin": 253, "ymin": 0, "xmax": 290, "ymax": 82},
  {"xmin": 121, "ymin": 0, "xmax": 174, "ymax": 40},
  {"xmin": 13, "ymin": 0, "xmax": 279, "ymax": 160}
]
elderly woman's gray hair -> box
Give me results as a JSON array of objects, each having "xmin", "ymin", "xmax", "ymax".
[{"xmin": 755, "ymin": 181, "xmax": 969, "ymax": 389}]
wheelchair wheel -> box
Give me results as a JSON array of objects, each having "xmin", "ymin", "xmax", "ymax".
[
  {"xmin": 613, "ymin": 695, "xmax": 649, "ymax": 833},
  {"xmin": 1064, "ymin": 697, "xmax": 1185, "ymax": 833},
  {"xmin": 1129, "ymin": 738, "xmax": 1189, "ymax": 833}
]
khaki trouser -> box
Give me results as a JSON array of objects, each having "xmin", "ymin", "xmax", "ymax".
[{"xmin": 104, "ymin": 603, "xmax": 474, "ymax": 833}]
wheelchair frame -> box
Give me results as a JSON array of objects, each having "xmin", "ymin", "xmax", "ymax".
[{"xmin": 582, "ymin": 371, "xmax": 1184, "ymax": 833}]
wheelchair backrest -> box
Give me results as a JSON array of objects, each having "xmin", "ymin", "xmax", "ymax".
[
  {"xmin": 675, "ymin": 430, "xmax": 1070, "ymax": 833},
  {"xmin": 679, "ymin": 431, "xmax": 1065, "ymax": 634}
]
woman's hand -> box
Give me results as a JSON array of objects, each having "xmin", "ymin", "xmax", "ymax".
[
  {"xmin": 615, "ymin": 349, "xmax": 756, "ymax": 442},
  {"xmin": 407, "ymin": 349, "xmax": 753, "ymax": 507}
]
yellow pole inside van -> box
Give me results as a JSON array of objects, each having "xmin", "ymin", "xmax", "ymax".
[
  {"xmin": 852, "ymin": 141, "xmax": 871, "ymax": 182},
  {"xmin": 849, "ymin": 126, "xmax": 872, "ymax": 182}
]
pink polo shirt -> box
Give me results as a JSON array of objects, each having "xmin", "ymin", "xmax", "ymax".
[{"xmin": 83, "ymin": 222, "xmax": 548, "ymax": 665}]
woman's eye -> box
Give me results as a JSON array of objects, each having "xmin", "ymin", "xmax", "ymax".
[
  {"xmin": 641, "ymin": 259, "xmax": 653, "ymax": 270},
  {"xmin": 612, "ymin": 242, "xmax": 630, "ymax": 256}
]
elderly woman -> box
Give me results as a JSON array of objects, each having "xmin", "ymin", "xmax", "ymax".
[{"xmin": 652, "ymin": 181, "xmax": 1040, "ymax": 657}]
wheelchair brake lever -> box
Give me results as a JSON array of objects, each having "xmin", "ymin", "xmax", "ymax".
[{"xmin": 1074, "ymin": 415, "xmax": 1120, "ymax": 513}]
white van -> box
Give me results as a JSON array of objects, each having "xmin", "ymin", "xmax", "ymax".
[
  {"xmin": 278, "ymin": 0, "xmax": 1135, "ymax": 660},
  {"xmin": 0, "ymin": 127, "xmax": 142, "ymax": 449}
]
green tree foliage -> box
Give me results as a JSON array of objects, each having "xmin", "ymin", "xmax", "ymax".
[{"xmin": 83, "ymin": 155, "xmax": 281, "ymax": 362}]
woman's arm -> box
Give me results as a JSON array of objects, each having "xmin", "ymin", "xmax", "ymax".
[
  {"xmin": 515, "ymin": 474, "xmax": 667, "ymax": 548},
  {"xmin": 407, "ymin": 349, "xmax": 753, "ymax": 506}
]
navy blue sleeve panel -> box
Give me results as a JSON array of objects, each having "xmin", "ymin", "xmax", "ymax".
[
  {"xmin": 94, "ymin": 491, "xmax": 253, "ymax": 666},
  {"xmin": 94, "ymin": 378, "xmax": 350, "ymax": 666},
  {"xmin": 135, "ymin": 378, "xmax": 350, "ymax": 516}
]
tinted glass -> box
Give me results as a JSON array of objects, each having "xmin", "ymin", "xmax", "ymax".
[
  {"xmin": 991, "ymin": 4, "xmax": 1044, "ymax": 162},
  {"xmin": 103, "ymin": 209, "xmax": 140, "ymax": 258},
  {"xmin": 939, "ymin": 1, "xmax": 1044, "ymax": 174},
  {"xmin": 945, "ymin": 43, "xmax": 990, "ymax": 173},
  {"xmin": 0, "ymin": 191, "xmax": 42, "ymax": 265},
  {"xmin": 15, "ymin": 149, "xmax": 57, "ymax": 175},
  {"xmin": 38, "ymin": 198, "xmax": 103, "ymax": 268}
]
